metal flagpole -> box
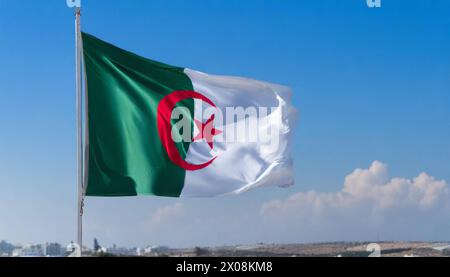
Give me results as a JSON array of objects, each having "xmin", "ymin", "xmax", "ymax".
[{"xmin": 75, "ymin": 5, "xmax": 84, "ymax": 257}]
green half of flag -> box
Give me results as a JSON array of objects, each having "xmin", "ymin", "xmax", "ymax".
[{"xmin": 82, "ymin": 32, "xmax": 194, "ymax": 197}]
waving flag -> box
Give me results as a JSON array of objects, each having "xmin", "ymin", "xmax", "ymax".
[{"xmin": 82, "ymin": 32, "xmax": 296, "ymax": 197}]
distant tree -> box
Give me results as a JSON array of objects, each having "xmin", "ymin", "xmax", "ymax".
[
  {"xmin": 97, "ymin": 252, "xmax": 117, "ymax": 257},
  {"xmin": 46, "ymin": 243, "xmax": 63, "ymax": 256},
  {"xmin": 93, "ymin": 238, "xmax": 101, "ymax": 252},
  {"xmin": 0, "ymin": 240, "xmax": 15, "ymax": 255},
  {"xmin": 443, "ymin": 248, "xmax": 450, "ymax": 257},
  {"xmin": 194, "ymin": 247, "xmax": 209, "ymax": 256}
]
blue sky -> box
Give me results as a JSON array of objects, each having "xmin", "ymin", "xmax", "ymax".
[{"xmin": 0, "ymin": 0, "xmax": 449, "ymax": 248}]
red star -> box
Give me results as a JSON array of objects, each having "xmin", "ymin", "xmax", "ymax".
[{"xmin": 193, "ymin": 114, "xmax": 222, "ymax": 149}]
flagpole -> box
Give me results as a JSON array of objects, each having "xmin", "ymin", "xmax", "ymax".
[{"xmin": 75, "ymin": 6, "xmax": 84, "ymax": 257}]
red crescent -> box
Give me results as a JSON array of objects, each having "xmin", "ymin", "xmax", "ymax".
[{"xmin": 157, "ymin": 90, "xmax": 217, "ymax": 171}]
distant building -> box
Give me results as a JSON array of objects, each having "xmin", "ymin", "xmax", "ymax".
[
  {"xmin": 143, "ymin": 245, "xmax": 169, "ymax": 255},
  {"xmin": 66, "ymin": 241, "xmax": 86, "ymax": 257},
  {"xmin": 106, "ymin": 245, "xmax": 139, "ymax": 256},
  {"xmin": 66, "ymin": 241, "xmax": 77, "ymax": 253},
  {"xmin": 13, "ymin": 244, "xmax": 44, "ymax": 257}
]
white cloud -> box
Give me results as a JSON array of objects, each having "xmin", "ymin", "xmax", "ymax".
[
  {"xmin": 84, "ymin": 162, "xmax": 450, "ymax": 247},
  {"xmin": 260, "ymin": 161, "xmax": 450, "ymax": 242},
  {"xmin": 147, "ymin": 203, "xmax": 185, "ymax": 227}
]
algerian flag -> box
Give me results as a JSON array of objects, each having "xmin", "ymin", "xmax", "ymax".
[{"xmin": 82, "ymin": 32, "xmax": 296, "ymax": 197}]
